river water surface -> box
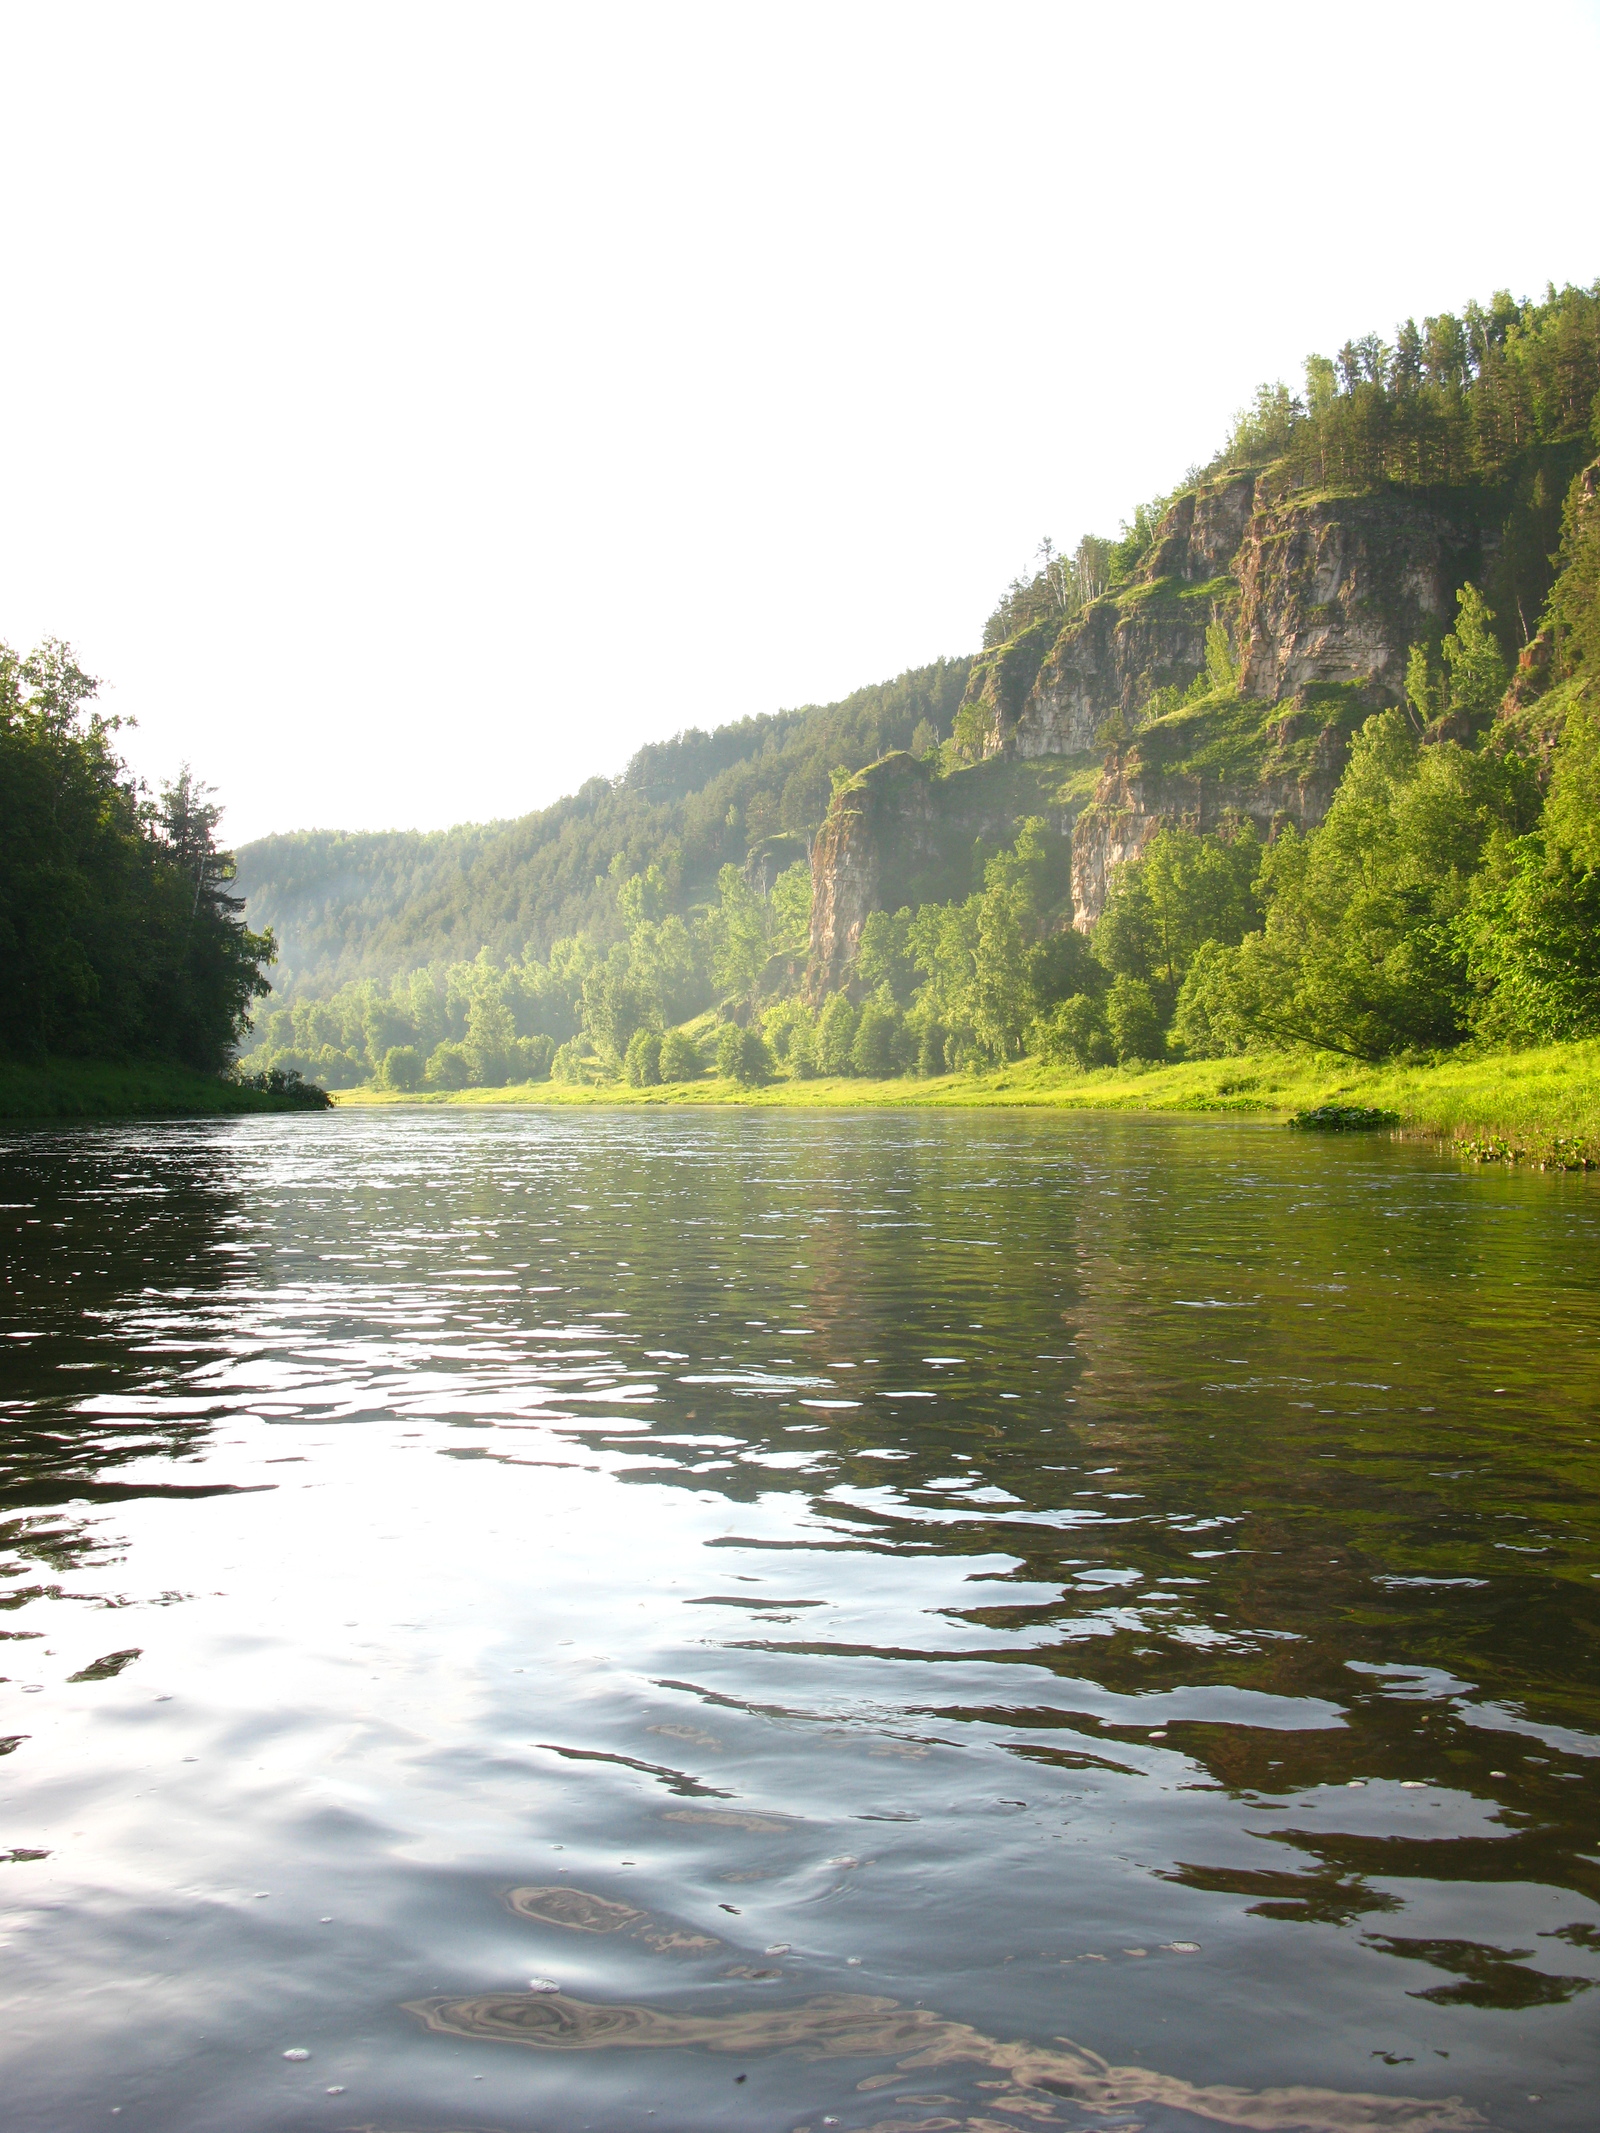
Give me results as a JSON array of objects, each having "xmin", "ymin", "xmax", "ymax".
[{"xmin": 1, "ymin": 1108, "xmax": 1597, "ymax": 2133}]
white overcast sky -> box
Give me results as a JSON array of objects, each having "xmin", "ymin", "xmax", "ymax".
[{"xmin": 3, "ymin": 1, "xmax": 1598, "ymax": 847}]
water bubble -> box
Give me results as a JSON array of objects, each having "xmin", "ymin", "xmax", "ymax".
[
  {"xmin": 528, "ymin": 1977, "xmax": 560, "ymax": 1993},
  {"xmin": 1400, "ymin": 1781, "xmax": 1427, "ymax": 1789},
  {"xmin": 324, "ymin": 2087, "xmax": 345, "ymax": 2096},
  {"xmin": 846, "ymin": 1956, "xmax": 861, "ymax": 1965},
  {"xmin": 282, "ymin": 2048, "xmax": 310, "ymax": 2061},
  {"xmin": 765, "ymin": 1943, "xmax": 790, "ymax": 1954},
  {"xmin": 1163, "ymin": 1941, "xmax": 1201, "ymax": 1953}
]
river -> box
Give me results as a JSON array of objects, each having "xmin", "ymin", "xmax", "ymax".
[{"xmin": 0, "ymin": 1108, "xmax": 1596, "ymax": 2132}]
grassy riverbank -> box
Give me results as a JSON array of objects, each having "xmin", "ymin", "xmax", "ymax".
[
  {"xmin": 0, "ymin": 1060, "xmax": 335, "ymax": 1121},
  {"xmin": 337, "ymin": 1036, "xmax": 1600, "ymax": 1154}
]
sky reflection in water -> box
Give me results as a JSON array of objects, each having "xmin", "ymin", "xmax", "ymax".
[{"xmin": 0, "ymin": 1108, "xmax": 1596, "ymax": 2133}]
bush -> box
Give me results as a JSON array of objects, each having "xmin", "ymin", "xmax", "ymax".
[
  {"xmin": 425, "ymin": 1040, "xmax": 472, "ymax": 1089},
  {"xmin": 816, "ymin": 994, "xmax": 858, "ymax": 1075},
  {"xmin": 625, "ymin": 1028, "xmax": 663, "ymax": 1086},
  {"xmin": 1034, "ymin": 994, "xmax": 1113, "ymax": 1069},
  {"xmin": 1106, "ymin": 975, "xmax": 1165, "ymax": 1063},
  {"xmin": 658, "ymin": 1028, "xmax": 701, "ymax": 1081},
  {"xmin": 517, "ymin": 1033, "xmax": 556, "ymax": 1081},
  {"xmin": 549, "ymin": 1039, "xmax": 587, "ymax": 1085},
  {"xmin": 787, "ymin": 1016, "xmax": 818, "ymax": 1078},
  {"xmin": 1170, "ymin": 941, "xmax": 1251, "ymax": 1059},
  {"xmin": 763, "ymin": 998, "xmax": 815, "ymax": 1063},
  {"xmin": 379, "ymin": 1044, "xmax": 424, "ymax": 1091},
  {"xmin": 716, "ymin": 1023, "xmax": 773, "ymax": 1084},
  {"xmin": 850, "ymin": 999, "xmax": 901, "ymax": 1077}
]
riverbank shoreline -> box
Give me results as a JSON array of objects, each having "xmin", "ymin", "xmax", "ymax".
[
  {"xmin": 335, "ymin": 1037, "xmax": 1600, "ymax": 1157},
  {"xmin": 0, "ymin": 1060, "xmax": 336, "ymax": 1121}
]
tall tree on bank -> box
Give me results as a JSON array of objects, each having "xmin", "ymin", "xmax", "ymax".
[{"xmin": 0, "ymin": 641, "xmax": 275, "ymax": 1069}]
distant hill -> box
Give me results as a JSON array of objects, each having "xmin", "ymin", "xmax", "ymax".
[{"xmin": 235, "ymin": 659, "xmax": 970, "ymax": 998}]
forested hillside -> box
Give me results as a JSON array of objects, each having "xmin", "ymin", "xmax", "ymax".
[
  {"xmin": 236, "ymin": 660, "xmax": 969, "ymax": 998},
  {"xmin": 232, "ymin": 278, "xmax": 1600, "ymax": 1098}
]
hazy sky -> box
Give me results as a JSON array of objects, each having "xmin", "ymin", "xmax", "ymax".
[{"xmin": 3, "ymin": 1, "xmax": 1597, "ymax": 848}]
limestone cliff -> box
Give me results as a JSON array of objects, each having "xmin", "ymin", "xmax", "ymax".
[
  {"xmin": 805, "ymin": 469, "xmax": 1508, "ymax": 982},
  {"xmin": 804, "ymin": 753, "xmax": 1092, "ymax": 998}
]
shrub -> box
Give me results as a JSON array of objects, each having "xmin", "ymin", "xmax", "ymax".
[
  {"xmin": 787, "ymin": 1016, "xmax": 818, "ymax": 1078},
  {"xmin": 1170, "ymin": 941, "xmax": 1251, "ymax": 1059},
  {"xmin": 549, "ymin": 1040, "xmax": 587, "ymax": 1084},
  {"xmin": 625, "ymin": 1028, "xmax": 663, "ymax": 1086},
  {"xmin": 815, "ymin": 994, "xmax": 858, "ymax": 1075},
  {"xmin": 763, "ymin": 998, "xmax": 815, "ymax": 1062},
  {"xmin": 916, "ymin": 1021, "xmax": 949, "ymax": 1077},
  {"xmin": 1034, "ymin": 994, "xmax": 1113, "ymax": 1069},
  {"xmin": 658, "ymin": 1028, "xmax": 701, "ymax": 1081},
  {"xmin": 716, "ymin": 1023, "xmax": 773, "ymax": 1084},
  {"xmin": 850, "ymin": 999, "xmax": 900, "ymax": 1077},
  {"xmin": 517, "ymin": 1033, "xmax": 556, "ymax": 1081},
  {"xmin": 1106, "ymin": 975, "xmax": 1165, "ymax": 1062},
  {"xmin": 425, "ymin": 1040, "xmax": 472, "ymax": 1089},
  {"xmin": 379, "ymin": 1044, "xmax": 424, "ymax": 1091}
]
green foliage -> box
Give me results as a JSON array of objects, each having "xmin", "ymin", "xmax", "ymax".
[
  {"xmin": 768, "ymin": 860, "xmax": 813, "ymax": 955},
  {"xmin": 624, "ymin": 1027, "xmax": 663, "ymax": 1086},
  {"xmin": 0, "ymin": 639, "xmax": 275, "ymax": 1072},
  {"xmin": 1034, "ymin": 994, "xmax": 1113, "ymax": 1070},
  {"xmin": 815, "ymin": 994, "xmax": 858, "ymax": 1076},
  {"xmin": 465, "ymin": 991, "xmax": 517, "ymax": 1086},
  {"xmin": 1542, "ymin": 693, "xmax": 1600, "ymax": 870},
  {"xmin": 715, "ymin": 1023, "xmax": 773, "ymax": 1085},
  {"xmin": 658, "ymin": 1027, "xmax": 702, "ymax": 1081},
  {"xmin": 379, "ymin": 1044, "xmax": 424, "ymax": 1091},
  {"xmin": 1545, "ymin": 463, "xmax": 1600, "ymax": 680},
  {"xmin": 1288, "ymin": 1105, "xmax": 1400, "ymax": 1131},
  {"xmin": 856, "ymin": 907, "xmax": 915, "ymax": 1002},
  {"xmin": 850, "ymin": 996, "xmax": 903, "ymax": 1077},
  {"xmin": 1106, "ymin": 975, "xmax": 1164, "ymax": 1063},
  {"xmin": 1441, "ymin": 585, "xmax": 1510, "ymax": 729},
  {"xmin": 982, "ymin": 535, "xmax": 1113, "ymax": 650},
  {"xmin": 1095, "ymin": 822, "xmax": 1260, "ymax": 995},
  {"xmin": 427, "ymin": 1040, "xmax": 472, "ymax": 1088},
  {"xmin": 1225, "ymin": 714, "xmax": 1534, "ymax": 1058},
  {"xmin": 762, "ymin": 998, "xmax": 816, "ymax": 1071},
  {"xmin": 916, "ymin": 1020, "xmax": 949, "ymax": 1077},
  {"xmin": 1207, "ymin": 281, "xmax": 1600, "ymax": 492},
  {"xmin": 1170, "ymin": 940, "xmax": 1252, "ymax": 1059}
]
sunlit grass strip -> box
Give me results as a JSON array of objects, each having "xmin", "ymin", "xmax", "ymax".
[{"xmin": 335, "ymin": 1036, "xmax": 1600, "ymax": 1154}]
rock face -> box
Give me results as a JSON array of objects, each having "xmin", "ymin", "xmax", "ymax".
[
  {"xmin": 1234, "ymin": 489, "xmax": 1489, "ymax": 704},
  {"xmin": 803, "ymin": 754, "xmax": 1084, "ymax": 998},
  {"xmin": 806, "ymin": 756, "xmax": 935, "ymax": 999},
  {"xmin": 805, "ymin": 471, "xmax": 1507, "ymax": 974},
  {"xmin": 1068, "ymin": 749, "xmax": 1345, "ymax": 933}
]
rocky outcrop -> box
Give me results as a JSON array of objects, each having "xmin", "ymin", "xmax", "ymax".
[
  {"xmin": 1069, "ymin": 747, "xmax": 1345, "ymax": 932},
  {"xmin": 806, "ymin": 755, "xmax": 941, "ymax": 999},
  {"xmin": 806, "ymin": 471, "xmax": 1512, "ymax": 969},
  {"xmin": 803, "ymin": 753, "xmax": 1087, "ymax": 997},
  {"xmin": 976, "ymin": 475, "xmax": 1256, "ymax": 759},
  {"xmin": 1235, "ymin": 489, "xmax": 1491, "ymax": 703}
]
